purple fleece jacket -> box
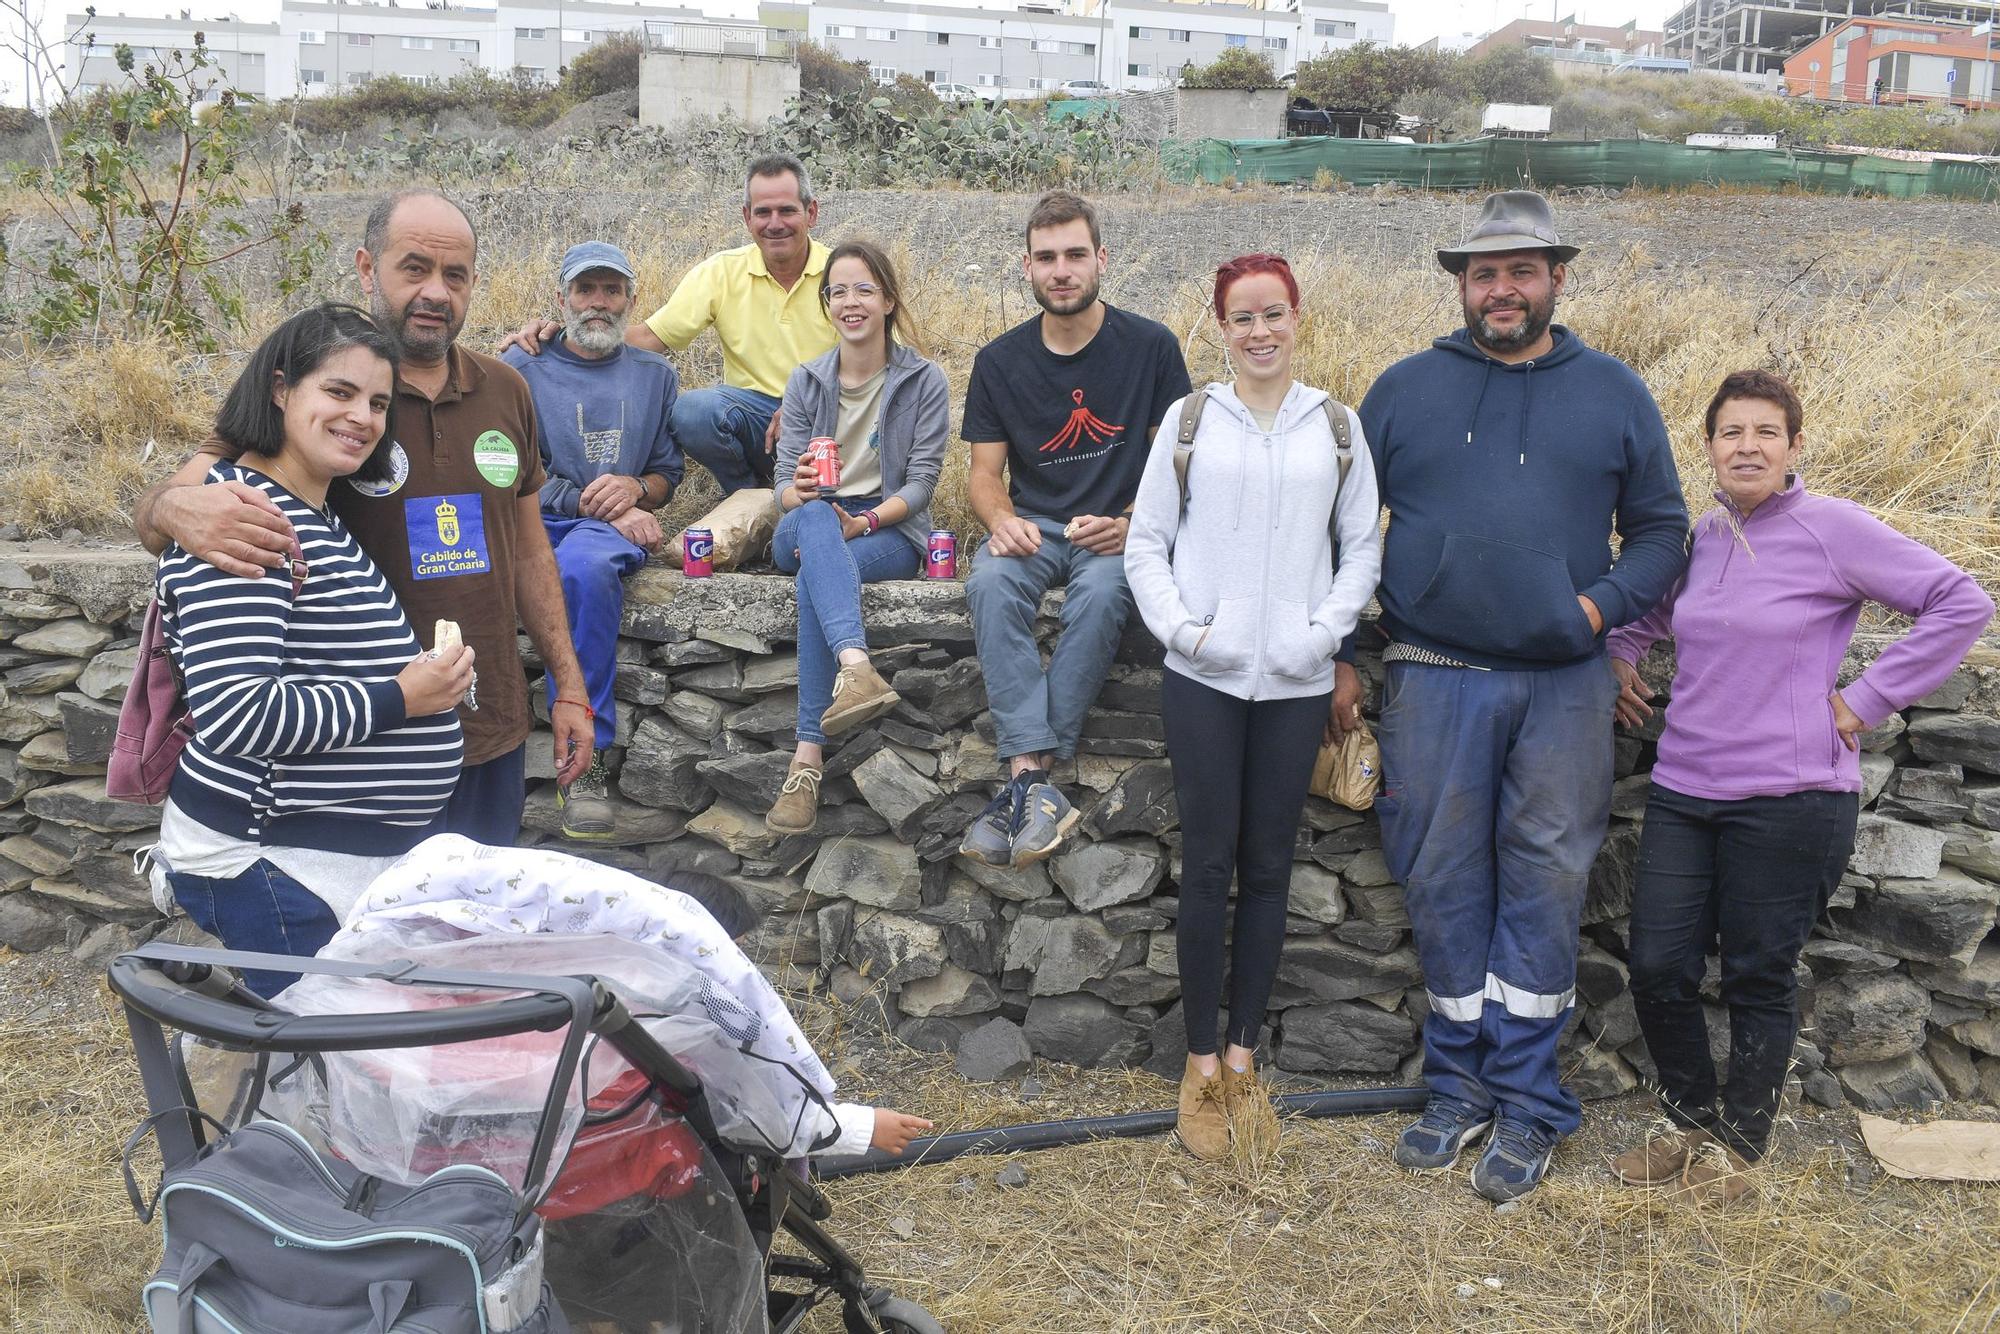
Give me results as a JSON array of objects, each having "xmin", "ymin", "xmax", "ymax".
[{"xmin": 1608, "ymin": 477, "xmax": 1993, "ymax": 801}]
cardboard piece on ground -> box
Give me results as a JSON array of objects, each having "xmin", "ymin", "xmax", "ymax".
[{"xmin": 1857, "ymin": 1113, "xmax": 2000, "ymax": 1182}]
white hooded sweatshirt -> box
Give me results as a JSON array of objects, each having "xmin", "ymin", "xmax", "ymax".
[{"xmin": 1125, "ymin": 381, "xmax": 1382, "ymax": 700}]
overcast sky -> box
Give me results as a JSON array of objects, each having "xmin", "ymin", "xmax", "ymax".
[{"xmin": 5, "ymin": 0, "xmax": 1679, "ymax": 107}]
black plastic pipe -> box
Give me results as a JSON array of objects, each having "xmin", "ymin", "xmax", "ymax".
[{"xmin": 816, "ymin": 1084, "xmax": 1429, "ymax": 1178}]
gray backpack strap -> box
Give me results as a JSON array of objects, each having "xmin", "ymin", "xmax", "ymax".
[
  {"xmin": 1322, "ymin": 398, "xmax": 1353, "ymax": 493},
  {"xmin": 1172, "ymin": 390, "xmax": 1209, "ymax": 511}
]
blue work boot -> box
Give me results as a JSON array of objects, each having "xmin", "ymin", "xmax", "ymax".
[
  {"xmin": 1471, "ymin": 1117, "xmax": 1560, "ymax": 1202},
  {"xmin": 1010, "ymin": 775, "xmax": 1079, "ymax": 867},
  {"xmin": 958, "ymin": 774, "xmax": 1028, "ymax": 868},
  {"xmin": 1393, "ymin": 1093, "xmax": 1494, "ymax": 1172}
]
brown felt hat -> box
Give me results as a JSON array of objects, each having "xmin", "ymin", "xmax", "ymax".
[{"xmin": 1436, "ymin": 190, "xmax": 1580, "ymax": 274}]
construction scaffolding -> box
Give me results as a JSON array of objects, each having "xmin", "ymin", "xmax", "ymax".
[{"xmin": 1664, "ymin": 0, "xmax": 2000, "ymax": 76}]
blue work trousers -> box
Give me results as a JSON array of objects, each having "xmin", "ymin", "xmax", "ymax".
[
  {"xmin": 1373, "ymin": 656, "xmax": 1618, "ymax": 1137},
  {"xmin": 964, "ymin": 514, "xmax": 1132, "ymax": 762},
  {"xmin": 671, "ymin": 385, "xmax": 778, "ymax": 494},
  {"xmin": 772, "ymin": 497, "xmax": 920, "ymax": 745},
  {"xmin": 544, "ymin": 515, "xmax": 649, "ymax": 751}
]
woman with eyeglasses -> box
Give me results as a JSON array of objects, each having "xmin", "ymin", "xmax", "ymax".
[
  {"xmin": 764, "ymin": 240, "xmax": 951, "ymax": 836},
  {"xmin": 1126, "ymin": 253, "xmax": 1382, "ymax": 1162}
]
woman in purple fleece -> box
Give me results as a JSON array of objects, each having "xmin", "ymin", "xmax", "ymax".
[{"xmin": 1604, "ymin": 369, "xmax": 1992, "ymax": 1204}]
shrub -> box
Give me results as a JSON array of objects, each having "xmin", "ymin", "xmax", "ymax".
[
  {"xmin": 1462, "ymin": 47, "xmax": 1556, "ymax": 105},
  {"xmin": 1293, "ymin": 43, "xmax": 1462, "ymax": 112},
  {"xmin": 563, "ymin": 31, "xmax": 642, "ymax": 100},
  {"xmin": 797, "ymin": 39, "xmax": 873, "ymax": 102},
  {"xmin": 1179, "ymin": 48, "xmax": 1279, "ymax": 90}
]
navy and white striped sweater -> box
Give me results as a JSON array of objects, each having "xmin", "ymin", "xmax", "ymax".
[{"xmin": 160, "ymin": 463, "xmax": 464, "ymax": 853}]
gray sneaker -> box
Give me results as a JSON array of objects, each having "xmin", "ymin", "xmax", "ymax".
[
  {"xmin": 958, "ymin": 775, "xmax": 1027, "ymax": 868},
  {"xmin": 1010, "ymin": 778, "xmax": 1078, "ymax": 867},
  {"xmin": 558, "ymin": 757, "xmax": 616, "ymax": 842}
]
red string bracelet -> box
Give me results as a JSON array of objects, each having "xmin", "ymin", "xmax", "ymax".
[{"xmin": 552, "ymin": 699, "xmax": 597, "ymax": 722}]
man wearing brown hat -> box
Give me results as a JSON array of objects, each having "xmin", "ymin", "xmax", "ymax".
[{"xmin": 1355, "ymin": 190, "xmax": 1688, "ymax": 1202}]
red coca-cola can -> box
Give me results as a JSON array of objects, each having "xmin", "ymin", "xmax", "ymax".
[
  {"xmin": 926, "ymin": 530, "xmax": 957, "ymax": 580},
  {"xmin": 808, "ymin": 436, "xmax": 841, "ymax": 490},
  {"xmin": 683, "ymin": 527, "xmax": 714, "ymax": 578}
]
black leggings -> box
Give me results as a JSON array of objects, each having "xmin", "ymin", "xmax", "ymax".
[{"xmin": 1163, "ymin": 669, "xmax": 1331, "ymax": 1056}]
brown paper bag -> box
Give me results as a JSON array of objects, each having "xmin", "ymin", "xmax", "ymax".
[
  {"xmin": 1310, "ymin": 717, "xmax": 1382, "ymax": 811},
  {"xmin": 666, "ymin": 488, "xmax": 777, "ymax": 571}
]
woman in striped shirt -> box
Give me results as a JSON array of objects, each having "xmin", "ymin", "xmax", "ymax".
[{"xmin": 152, "ymin": 304, "xmax": 473, "ymax": 995}]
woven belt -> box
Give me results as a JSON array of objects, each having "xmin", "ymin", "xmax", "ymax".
[{"xmin": 1382, "ymin": 642, "xmax": 1490, "ymax": 672}]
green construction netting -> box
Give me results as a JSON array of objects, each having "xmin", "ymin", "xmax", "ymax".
[{"xmin": 1160, "ymin": 137, "xmax": 2000, "ymax": 201}]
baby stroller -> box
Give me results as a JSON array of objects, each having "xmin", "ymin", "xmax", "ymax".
[{"xmin": 108, "ymin": 850, "xmax": 946, "ymax": 1334}]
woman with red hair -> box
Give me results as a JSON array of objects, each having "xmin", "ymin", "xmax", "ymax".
[{"xmin": 1127, "ymin": 254, "xmax": 1382, "ymax": 1162}]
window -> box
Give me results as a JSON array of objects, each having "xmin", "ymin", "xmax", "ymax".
[
  {"xmin": 345, "ymin": 69, "xmax": 370, "ymax": 83},
  {"xmin": 976, "ymin": 71, "xmax": 1004, "ymax": 85},
  {"xmin": 515, "ymin": 26, "xmax": 545, "ymax": 39},
  {"xmin": 401, "ymin": 36, "xmax": 432, "ymax": 49},
  {"xmin": 298, "ymin": 28, "xmax": 323, "ymax": 43},
  {"xmin": 1315, "ymin": 19, "xmax": 1356, "ymax": 38},
  {"xmin": 865, "ymin": 27, "xmax": 895, "ymax": 41},
  {"xmin": 1127, "ymin": 62, "xmax": 1149, "ymax": 76},
  {"xmin": 1225, "ymin": 33, "xmax": 1247, "ymax": 47},
  {"xmin": 1129, "ymin": 25, "xmax": 1143, "ymax": 38},
  {"xmin": 825, "ymin": 24, "xmax": 856, "ymax": 39},
  {"xmin": 300, "ymin": 66, "xmax": 324, "ymax": 82},
  {"xmin": 1062, "ymin": 40, "xmax": 1094, "ymax": 55},
  {"xmin": 561, "ymin": 28, "xmax": 586, "ymax": 42},
  {"xmin": 1264, "ymin": 36, "xmax": 1287, "ymax": 50},
  {"xmin": 1030, "ymin": 76, "xmax": 1059, "ymax": 89},
  {"xmin": 923, "ymin": 67, "xmax": 944, "ymax": 80},
  {"xmin": 240, "ymin": 50, "xmax": 264, "ymax": 64},
  {"xmin": 449, "ymin": 38, "xmax": 478, "ymax": 52},
  {"xmin": 1031, "ymin": 38, "xmax": 1059, "ymax": 53},
  {"xmin": 979, "ymin": 34, "xmax": 1002, "ymax": 49},
  {"xmin": 345, "ymin": 32, "xmax": 371, "ymax": 45},
  {"xmin": 925, "ymin": 31, "xmax": 949, "ymax": 45},
  {"xmin": 1169, "ymin": 29, "xmax": 1191, "ymax": 43},
  {"xmin": 519, "ymin": 64, "xmax": 547, "ymax": 81},
  {"xmin": 868, "ymin": 64, "xmax": 896, "ymax": 81}
]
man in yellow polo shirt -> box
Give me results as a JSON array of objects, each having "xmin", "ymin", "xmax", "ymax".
[{"xmin": 504, "ymin": 153, "xmax": 835, "ymax": 495}]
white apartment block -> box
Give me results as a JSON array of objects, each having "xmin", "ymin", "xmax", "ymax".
[{"xmin": 68, "ymin": 0, "xmax": 1390, "ymax": 102}]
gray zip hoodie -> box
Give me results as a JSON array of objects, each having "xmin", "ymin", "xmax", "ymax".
[{"xmin": 1125, "ymin": 381, "xmax": 1382, "ymax": 701}]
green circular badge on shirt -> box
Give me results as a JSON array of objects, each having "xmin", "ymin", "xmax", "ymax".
[{"xmin": 473, "ymin": 430, "xmax": 519, "ymax": 487}]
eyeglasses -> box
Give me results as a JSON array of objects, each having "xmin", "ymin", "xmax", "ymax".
[
  {"xmin": 821, "ymin": 282, "xmax": 881, "ymax": 304},
  {"xmin": 1224, "ymin": 305, "xmax": 1293, "ymax": 337}
]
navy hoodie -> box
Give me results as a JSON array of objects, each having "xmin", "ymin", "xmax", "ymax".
[{"xmin": 1357, "ymin": 325, "xmax": 1688, "ymax": 671}]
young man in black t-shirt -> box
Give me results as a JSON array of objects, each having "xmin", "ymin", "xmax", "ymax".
[{"xmin": 958, "ymin": 192, "xmax": 1193, "ymax": 870}]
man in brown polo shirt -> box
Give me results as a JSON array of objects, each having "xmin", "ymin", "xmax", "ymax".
[{"xmin": 134, "ymin": 189, "xmax": 593, "ymax": 845}]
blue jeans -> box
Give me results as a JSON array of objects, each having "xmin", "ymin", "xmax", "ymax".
[
  {"xmin": 965, "ymin": 514, "xmax": 1132, "ymax": 761},
  {"xmin": 671, "ymin": 385, "xmax": 778, "ymax": 494},
  {"xmin": 166, "ymin": 861, "xmax": 339, "ymax": 998},
  {"xmin": 772, "ymin": 497, "xmax": 919, "ymax": 745},
  {"xmin": 1373, "ymin": 655, "xmax": 1618, "ymax": 1137},
  {"xmin": 544, "ymin": 515, "xmax": 649, "ymax": 750},
  {"xmin": 1628, "ymin": 784, "xmax": 1857, "ymax": 1159},
  {"xmin": 433, "ymin": 744, "xmax": 526, "ymax": 846}
]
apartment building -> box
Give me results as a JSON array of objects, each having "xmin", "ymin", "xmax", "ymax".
[
  {"xmin": 1664, "ymin": 0, "xmax": 1999, "ymax": 77},
  {"xmin": 68, "ymin": 0, "xmax": 1392, "ymax": 102},
  {"xmin": 1782, "ymin": 15, "xmax": 1997, "ymax": 106}
]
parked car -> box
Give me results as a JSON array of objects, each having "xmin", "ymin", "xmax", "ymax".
[
  {"xmin": 1058, "ymin": 79, "xmax": 1111, "ymax": 97},
  {"xmin": 929, "ymin": 81, "xmax": 981, "ymax": 104}
]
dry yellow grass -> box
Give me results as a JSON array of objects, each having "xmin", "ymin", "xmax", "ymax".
[{"xmin": 6, "ymin": 977, "xmax": 2000, "ymax": 1334}]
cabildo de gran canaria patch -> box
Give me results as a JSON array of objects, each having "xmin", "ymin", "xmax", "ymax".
[{"xmin": 406, "ymin": 493, "xmax": 490, "ymax": 580}]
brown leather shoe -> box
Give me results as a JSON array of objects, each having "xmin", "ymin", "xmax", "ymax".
[
  {"xmin": 1611, "ymin": 1126, "xmax": 1715, "ymax": 1186},
  {"xmin": 764, "ymin": 761, "xmax": 823, "ymax": 836},
  {"xmin": 1177, "ymin": 1057, "xmax": 1230, "ymax": 1162},
  {"xmin": 821, "ymin": 658, "xmax": 901, "ymax": 737},
  {"xmin": 1676, "ymin": 1138, "xmax": 1758, "ymax": 1206},
  {"xmin": 1222, "ymin": 1058, "xmax": 1281, "ymax": 1163}
]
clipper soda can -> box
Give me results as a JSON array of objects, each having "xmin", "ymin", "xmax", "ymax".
[
  {"xmin": 925, "ymin": 530, "xmax": 957, "ymax": 580},
  {"xmin": 808, "ymin": 436, "xmax": 841, "ymax": 490},
  {"xmin": 683, "ymin": 527, "xmax": 714, "ymax": 578}
]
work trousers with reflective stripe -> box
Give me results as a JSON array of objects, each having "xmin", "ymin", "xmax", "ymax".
[{"xmin": 1374, "ymin": 656, "xmax": 1618, "ymax": 1137}]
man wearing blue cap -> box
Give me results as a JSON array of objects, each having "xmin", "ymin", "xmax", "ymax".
[{"xmin": 503, "ymin": 240, "xmax": 682, "ymax": 840}]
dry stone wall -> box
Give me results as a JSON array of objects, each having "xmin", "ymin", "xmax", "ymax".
[{"xmin": 5, "ymin": 548, "xmax": 2000, "ymax": 1112}]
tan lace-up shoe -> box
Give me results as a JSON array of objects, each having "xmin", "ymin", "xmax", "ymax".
[
  {"xmin": 1676, "ymin": 1138, "xmax": 1758, "ymax": 1206},
  {"xmin": 820, "ymin": 658, "xmax": 901, "ymax": 737},
  {"xmin": 1177, "ymin": 1057, "xmax": 1230, "ymax": 1162},
  {"xmin": 765, "ymin": 761, "xmax": 823, "ymax": 836},
  {"xmin": 1611, "ymin": 1126, "xmax": 1715, "ymax": 1186},
  {"xmin": 1222, "ymin": 1058, "xmax": 1281, "ymax": 1163}
]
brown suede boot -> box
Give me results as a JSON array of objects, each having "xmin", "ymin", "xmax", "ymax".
[
  {"xmin": 1177, "ymin": 1057, "xmax": 1230, "ymax": 1162},
  {"xmin": 1675, "ymin": 1137, "xmax": 1758, "ymax": 1206},
  {"xmin": 1611, "ymin": 1126, "xmax": 1716, "ymax": 1186},
  {"xmin": 764, "ymin": 761, "xmax": 823, "ymax": 836},
  {"xmin": 1222, "ymin": 1057, "xmax": 1281, "ymax": 1163},
  {"xmin": 820, "ymin": 658, "xmax": 900, "ymax": 737}
]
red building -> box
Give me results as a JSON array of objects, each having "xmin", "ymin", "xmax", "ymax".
[{"xmin": 1783, "ymin": 16, "xmax": 1998, "ymax": 108}]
